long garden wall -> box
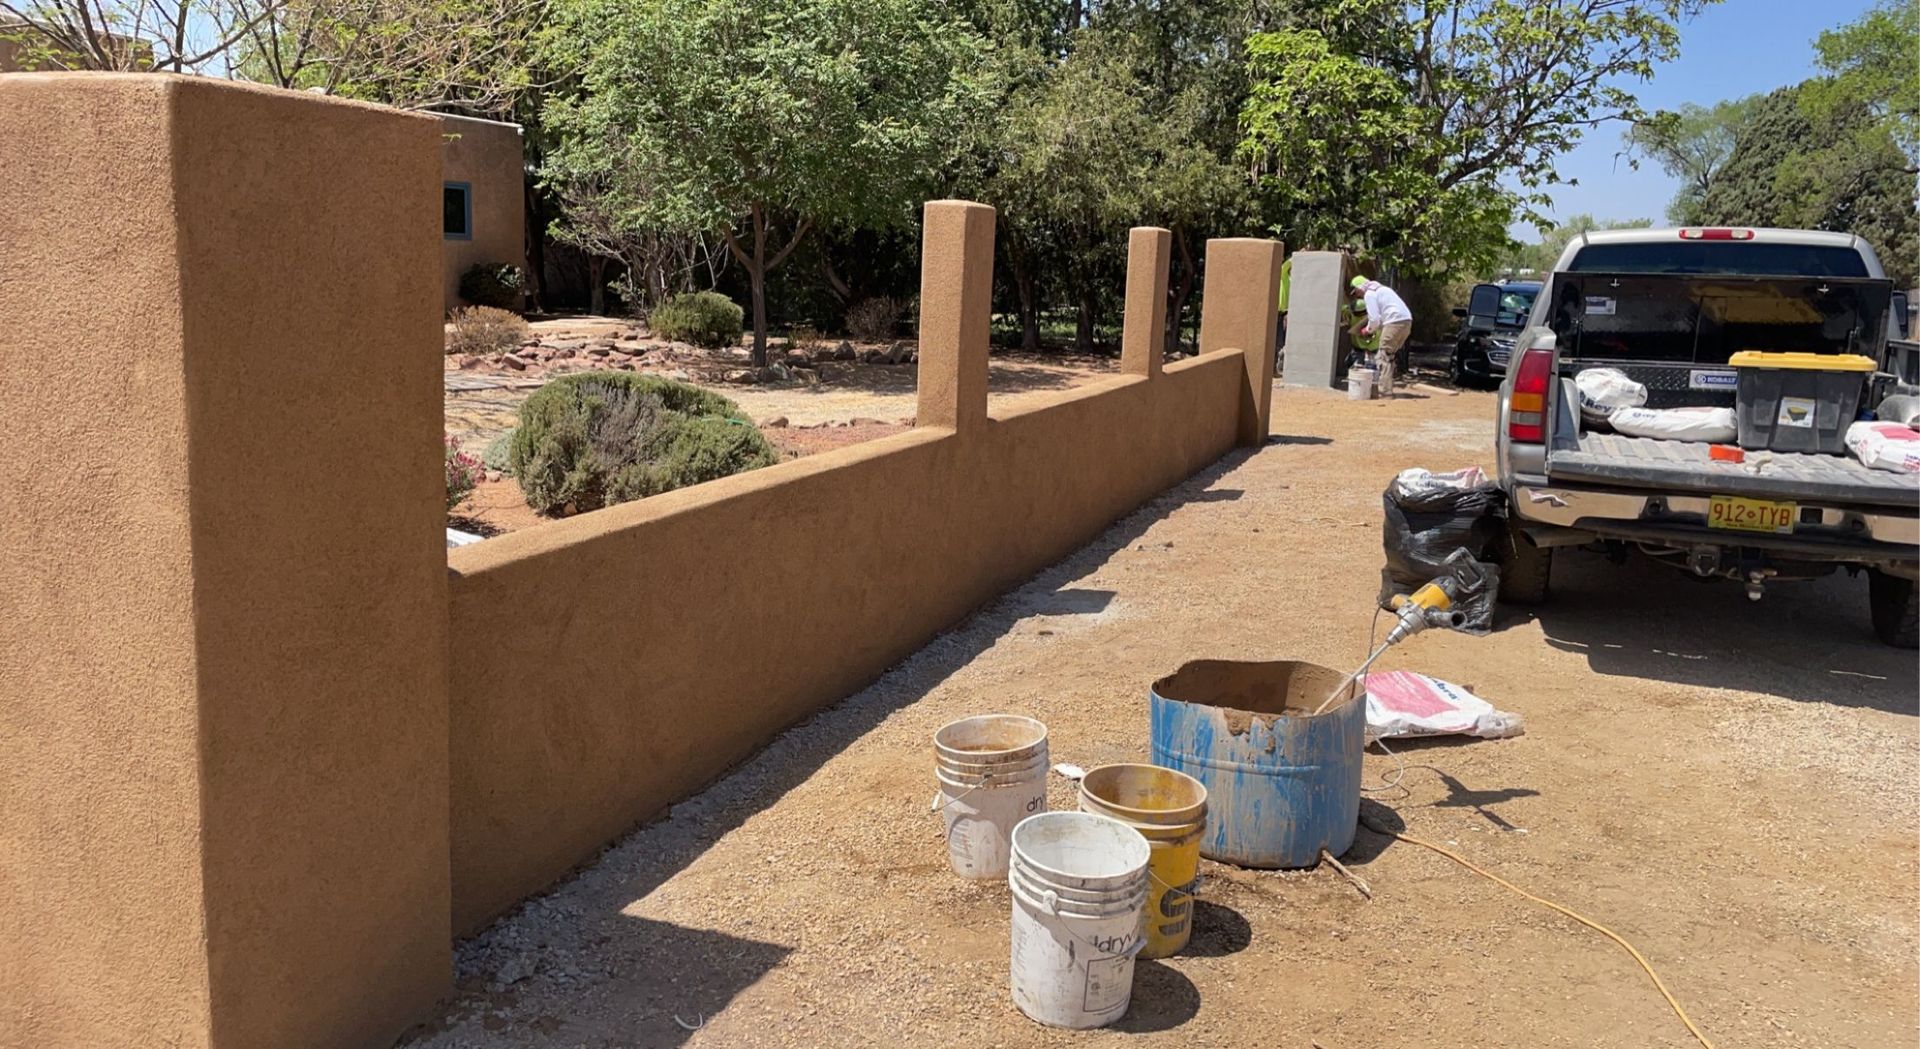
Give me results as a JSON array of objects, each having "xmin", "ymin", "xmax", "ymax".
[{"xmin": 1, "ymin": 75, "xmax": 1280, "ymax": 1046}]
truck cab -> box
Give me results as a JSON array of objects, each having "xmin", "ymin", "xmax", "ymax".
[{"xmin": 1491, "ymin": 227, "xmax": 1920, "ymax": 646}]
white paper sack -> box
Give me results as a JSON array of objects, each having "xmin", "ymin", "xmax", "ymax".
[
  {"xmin": 1575, "ymin": 368, "xmax": 1647, "ymax": 423},
  {"xmin": 1607, "ymin": 405, "xmax": 1738, "ymax": 444},
  {"xmin": 1846, "ymin": 420, "xmax": 1920, "ymax": 473},
  {"xmin": 1388, "ymin": 465, "xmax": 1486, "ymax": 500},
  {"xmin": 1364, "ymin": 670, "xmax": 1525, "ymax": 741}
]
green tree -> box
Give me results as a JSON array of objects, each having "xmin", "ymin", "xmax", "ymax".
[
  {"xmin": 1809, "ymin": 0, "xmax": 1919, "ymax": 171},
  {"xmin": 544, "ymin": 0, "xmax": 994, "ymax": 364},
  {"xmin": 1699, "ymin": 83, "xmax": 1918, "ymax": 286},
  {"xmin": 1625, "ymin": 97, "xmax": 1757, "ymax": 224},
  {"xmin": 1240, "ymin": 0, "xmax": 1713, "ymax": 277}
]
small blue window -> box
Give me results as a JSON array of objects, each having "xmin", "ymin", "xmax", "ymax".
[{"xmin": 443, "ymin": 182, "xmax": 472, "ymax": 241}]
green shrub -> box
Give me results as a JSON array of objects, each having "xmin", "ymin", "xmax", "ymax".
[
  {"xmin": 481, "ymin": 430, "xmax": 516, "ymax": 471},
  {"xmin": 460, "ymin": 263, "xmax": 526, "ymax": 310},
  {"xmin": 649, "ymin": 290, "xmax": 744, "ymax": 348},
  {"xmin": 508, "ymin": 372, "xmax": 777, "ymax": 515},
  {"xmin": 447, "ymin": 306, "xmax": 530, "ymax": 355}
]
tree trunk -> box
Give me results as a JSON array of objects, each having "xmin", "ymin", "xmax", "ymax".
[
  {"xmin": 523, "ymin": 177, "xmax": 547, "ymax": 314},
  {"xmin": 1011, "ymin": 256, "xmax": 1040, "ymax": 352},
  {"xmin": 588, "ymin": 255, "xmax": 606, "ymax": 316},
  {"xmin": 1167, "ymin": 227, "xmax": 1196, "ymax": 356},
  {"xmin": 1075, "ymin": 284, "xmax": 1095, "ymax": 354},
  {"xmin": 749, "ymin": 205, "xmax": 769, "ymax": 367}
]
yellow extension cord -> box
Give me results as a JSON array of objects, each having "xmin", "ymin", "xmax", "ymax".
[{"xmin": 1371, "ymin": 820, "xmax": 1717, "ymax": 1049}]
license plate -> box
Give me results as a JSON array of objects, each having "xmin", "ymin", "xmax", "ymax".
[{"xmin": 1708, "ymin": 495, "xmax": 1795, "ymax": 534}]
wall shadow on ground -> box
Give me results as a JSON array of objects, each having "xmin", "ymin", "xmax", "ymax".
[
  {"xmin": 1501, "ymin": 547, "xmax": 1918, "ymax": 714},
  {"xmin": 415, "ymin": 451, "xmax": 1257, "ymax": 1043}
]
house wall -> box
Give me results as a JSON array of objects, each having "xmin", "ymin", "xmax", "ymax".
[
  {"xmin": 441, "ymin": 113, "xmax": 527, "ymax": 314},
  {"xmin": 1, "ymin": 73, "xmax": 451, "ymax": 1049}
]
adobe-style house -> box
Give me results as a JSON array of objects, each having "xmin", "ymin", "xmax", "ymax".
[{"xmin": 439, "ymin": 113, "xmax": 528, "ymax": 314}]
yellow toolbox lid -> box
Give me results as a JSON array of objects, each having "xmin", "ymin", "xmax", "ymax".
[{"xmin": 1728, "ymin": 351, "xmax": 1877, "ymax": 371}]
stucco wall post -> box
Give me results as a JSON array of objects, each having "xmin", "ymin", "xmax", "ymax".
[
  {"xmin": 0, "ymin": 74, "xmax": 450, "ymax": 1049},
  {"xmin": 1198, "ymin": 237, "xmax": 1285, "ymax": 446},
  {"xmin": 1121, "ymin": 226, "xmax": 1172, "ymax": 379},
  {"xmin": 916, "ymin": 200, "xmax": 996, "ymax": 433}
]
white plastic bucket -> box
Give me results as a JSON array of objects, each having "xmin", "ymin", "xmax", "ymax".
[
  {"xmin": 1348, "ymin": 367, "xmax": 1376, "ymax": 401},
  {"xmin": 933, "ymin": 715, "xmax": 1049, "ymax": 879},
  {"xmin": 1008, "ymin": 812, "xmax": 1151, "ymax": 1029}
]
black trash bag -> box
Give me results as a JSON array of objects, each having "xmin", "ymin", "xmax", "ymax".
[{"xmin": 1378, "ymin": 469, "xmax": 1506, "ymax": 633}]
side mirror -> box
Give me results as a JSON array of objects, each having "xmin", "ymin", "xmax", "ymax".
[
  {"xmin": 1451, "ymin": 306, "xmax": 1468, "ymax": 319},
  {"xmin": 1464, "ymin": 283, "xmax": 1502, "ymax": 332}
]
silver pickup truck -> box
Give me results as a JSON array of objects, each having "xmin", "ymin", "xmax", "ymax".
[{"xmin": 1492, "ymin": 227, "xmax": 1920, "ymax": 647}]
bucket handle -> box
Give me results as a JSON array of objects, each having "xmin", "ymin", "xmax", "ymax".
[
  {"xmin": 929, "ymin": 773, "xmax": 992, "ymax": 814},
  {"xmin": 1039, "ymin": 888, "xmax": 1147, "ymax": 959}
]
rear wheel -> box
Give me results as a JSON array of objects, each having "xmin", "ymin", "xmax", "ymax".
[
  {"xmin": 1448, "ymin": 348, "xmax": 1469, "ymax": 388},
  {"xmin": 1498, "ymin": 515, "xmax": 1552, "ymax": 605},
  {"xmin": 1868, "ymin": 569, "xmax": 1918, "ymax": 648}
]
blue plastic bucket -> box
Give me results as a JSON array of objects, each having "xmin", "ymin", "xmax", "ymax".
[{"xmin": 1149, "ymin": 659, "xmax": 1364, "ymax": 868}]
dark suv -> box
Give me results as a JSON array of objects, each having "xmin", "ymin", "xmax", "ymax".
[{"xmin": 1450, "ymin": 280, "xmax": 1540, "ymax": 388}]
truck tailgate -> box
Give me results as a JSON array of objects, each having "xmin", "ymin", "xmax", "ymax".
[{"xmin": 1548, "ymin": 433, "xmax": 1920, "ymax": 508}]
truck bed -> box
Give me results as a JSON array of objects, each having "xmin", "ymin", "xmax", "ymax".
[{"xmin": 1548, "ymin": 433, "xmax": 1920, "ymax": 508}]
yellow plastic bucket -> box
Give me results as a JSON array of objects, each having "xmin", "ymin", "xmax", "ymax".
[{"xmin": 1077, "ymin": 764, "xmax": 1208, "ymax": 958}]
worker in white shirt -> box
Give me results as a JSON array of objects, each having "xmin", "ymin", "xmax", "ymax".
[{"xmin": 1349, "ymin": 275, "xmax": 1413, "ymax": 396}]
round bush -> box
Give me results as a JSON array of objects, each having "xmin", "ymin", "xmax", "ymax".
[
  {"xmin": 460, "ymin": 263, "xmax": 526, "ymax": 310},
  {"xmin": 446, "ymin": 305, "xmax": 530, "ymax": 355},
  {"xmin": 649, "ymin": 291, "xmax": 744, "ymax": 348},
  {"xmin": 508, "ymin": 373, "xmax": 777, "ymax": 515}
]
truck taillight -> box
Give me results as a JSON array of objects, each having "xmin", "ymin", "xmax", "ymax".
[
  {"xmin": 1678, "ymin": 227, "xmax": 1754, "ymax": 241},
  {"xmin": 1508, "ymin": 347, "xmax": 1553, "ymax": 443}
]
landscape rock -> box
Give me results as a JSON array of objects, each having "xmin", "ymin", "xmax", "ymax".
[
  {"xmin": 457, "ymin": 355, "xmax": 486, "ymax": 370},
  {"xmin": 848, "ymin": 417, "xmax": 884, "ymax": 427},
  {"xmin": 665, "ymin": 369, "xmax": 692, "ymax": 382},
  {"xmin": 766, "ymin": 363, "xmax": 792, "ymax": 381},
  {"xmin": 764, "ymin": 416, "xmax": 790, "ymax": 428},
  {"xmin": 501, "ymin": 354, "xmax": 528, "ymax": 370},
  {"xmin": 725, "ymin": 369, "xmax": 759, "ymax": 384},
  {"xmin": 587, "ymin": 346, "xmax": 613, "ymax": 357}
]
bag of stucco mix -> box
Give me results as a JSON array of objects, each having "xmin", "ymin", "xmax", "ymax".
[
  {"xmin": 1846, "ymin": 420, "xmax": 1920, "ymax": 473},
  {"xmin": 1379, "ymin": 468, "xmax": 1503, "ymax": 634},
  {"xmin": 1363, "ymin": 671, "xmax": 1525, "ymax": 741},
  {"xmin": 1575, "ymin": 367, "xmax": 1647, "ymax": 425},
  {"xmin": 1607, "ymin": 405, "xmax": 1738, "ymax": 444}
]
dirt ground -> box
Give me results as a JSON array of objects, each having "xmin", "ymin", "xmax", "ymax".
[
  {"xmin": 408, "ymin": 384, "xmax": 1918, "ymax": 1049},
  {"xmin": 446, "ymin": 316, "xmax": 1114, "ymax": 535}
]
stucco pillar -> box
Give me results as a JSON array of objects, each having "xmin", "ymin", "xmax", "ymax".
[
  {"xmin": 917, "ymin": 200, "xmax": 996, "ymax": 433},
  {"xmin": 1281, "ymin": 250, "xmax": 1351, "ymax": 390},
  {"xmin": 1199, "ymin": 237, "xmax": 1285, "ymax": 446},
  {"xmin": 0, "ymin": 74, "xmax": 450, "ymax": 1049},
  {"xmin": 1122, "ymin": 226, "xmax": 1172, "ymax": 379}
]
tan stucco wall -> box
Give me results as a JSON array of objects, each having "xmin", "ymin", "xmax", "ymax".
[
  {"xmin": 441, "ymin": 113, "xmax": 527, "ymax": 314},
  {"xmin": 444, "ymin": 207, "xmax": 1281, "ymax": 932},
  {"xmin": 1, "ymin": 74, "xmax": 451, "ymax": 1048}
]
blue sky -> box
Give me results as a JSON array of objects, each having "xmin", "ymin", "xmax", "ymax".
[{"xmin": 1510, "ymin": 0, "xmax": 1884, "ymax": 237}]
